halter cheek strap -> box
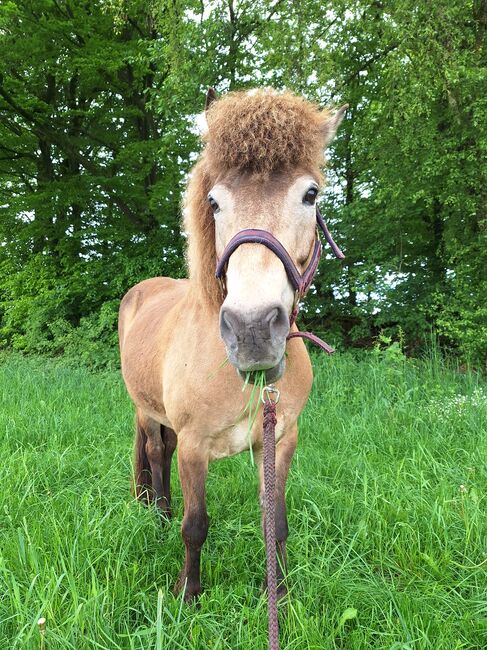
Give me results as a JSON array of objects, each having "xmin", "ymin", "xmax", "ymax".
[
  {"xmin": 215, "ymin": 206, "xmax": 344, "ymax": 353},
  {"xmin": 316, "ymin": 207, "xmax": 345, "ymax": 261}
]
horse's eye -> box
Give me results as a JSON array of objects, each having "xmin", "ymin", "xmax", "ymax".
[
  {"xmin": 303, "ymin": 187, "xmax": 318, "ymax": 205},
  {"xmin": 208, "ymin": 195, "xmax": 220, "ymax": 213}
]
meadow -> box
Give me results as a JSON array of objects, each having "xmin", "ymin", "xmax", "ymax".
[{"xmin": 0, "ymin": 351, "xmax": 486, "ymax": 649}]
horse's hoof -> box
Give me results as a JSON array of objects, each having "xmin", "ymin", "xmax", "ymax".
[
  {"xmin": 157, "ymin": 507, "xmax": 172, "ymax": 525},
  {"xmin": 154, "ymin": 496, "xmax": 172, "ymax": 519},
  {"xmin": 184, "ymin": 591, "xmax": 202, "ymax": 607},
  {"xmin": 174, "ymin": 576, "xmax": 202, "ymax": 605}
]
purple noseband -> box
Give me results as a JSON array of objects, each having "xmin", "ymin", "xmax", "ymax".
[{"xmin": 215, "ymin": 206, "xmax": 344, "ymax": 353}]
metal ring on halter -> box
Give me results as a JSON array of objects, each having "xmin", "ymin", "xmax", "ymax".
[{"xmin": 262, "ymin": 384, "xmax": 280, "ymax": 404}]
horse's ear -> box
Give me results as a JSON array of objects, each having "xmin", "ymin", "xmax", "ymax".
[
  {"xmin": 205, "ymin": 87, "xmax": 218, "ymax": 113},
  {"xmin": 323, "ymin": 104, "xmax": 349, "ymax": 147}
]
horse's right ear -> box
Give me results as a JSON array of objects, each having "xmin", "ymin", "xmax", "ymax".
[
  {"xmin": 205, "ymin": 87, "xmax": 218, "ymax": 113},
  {"xmin": 322, "ymin": 104, "xmax": 349, "ymax": 147}
]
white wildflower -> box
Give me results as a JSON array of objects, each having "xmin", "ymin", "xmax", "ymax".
[{"xmin": 427, "ymin": 387, "xmax": 487, "ymax": 418}]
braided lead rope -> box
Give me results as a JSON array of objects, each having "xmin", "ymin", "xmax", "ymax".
[{"xmin": 262, "ymin": 386, "xmax": 279, "ymax": 650}]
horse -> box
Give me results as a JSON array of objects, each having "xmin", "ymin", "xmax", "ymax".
[{"xmin": 118, "ymin": 88, "xmax": 346, "ymax": 602}]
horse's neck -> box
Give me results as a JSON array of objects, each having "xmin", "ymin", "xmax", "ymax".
[{"xmin": 185, "ymin": 278, "xmax": 222, "ymax": 315}]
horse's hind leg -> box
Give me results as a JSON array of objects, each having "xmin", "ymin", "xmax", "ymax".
[
  {"xmin": 161, "ymin": 426, "xmax": 177, "ymax": 518},
  {"xmin": 135, "ymin": 410, "xmax": 171, "ymax": 517},
  {"xmin": 145, "ymin": 418, "xmax": 174, "ymax": 518},
  {"xmin": 259, "ymin": 425, "xmax": 297, "ymax": 601},
  {"xmin": 134, "ymin": 410, "xmax": 152, "ymax": 503}
]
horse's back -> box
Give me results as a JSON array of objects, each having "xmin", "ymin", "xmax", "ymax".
[{"xmin": 119, "ymin": 276, "xmax": 188, "ymax": 347}]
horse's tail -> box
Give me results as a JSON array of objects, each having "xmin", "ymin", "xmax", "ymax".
[{"xmin": 133, "ymin": 411, "xmax": 152, "ymax": 501}]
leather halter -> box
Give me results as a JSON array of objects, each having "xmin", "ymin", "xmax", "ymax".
[{"xmin": 215, "ymin": 206, "xmax": 344, "ymax": 353}]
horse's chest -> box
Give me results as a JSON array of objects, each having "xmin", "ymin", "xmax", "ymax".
[{"xmin": 208, "ymin": 417, "xmax": 285, "ymax": 461}]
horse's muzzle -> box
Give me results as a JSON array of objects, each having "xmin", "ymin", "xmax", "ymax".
[{"xmin": 219, "ymin": 303, "xmax": 289, "ymax": 380}]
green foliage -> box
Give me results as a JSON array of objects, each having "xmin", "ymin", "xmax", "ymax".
[
  {"xmin": 0, "ymin": 0, "xmax": 485, "ymax": 366},
  {"xmin": 434, "ymin": 243, "xmax": 487, "ymax": 365},
  {"xmin": 0, "ymin": 0, "xmax": 193, "ymax": 363},
  {"xmin": 47, "ymin": 301, "xmax": 121, "ymax": 370},
  {"xmin": 372, "ymin": 328, "xmax": 407, "ymax": 364},
  {"xmin": 1, "ymin": 353, "xmax": 486, "ymax": 647}
]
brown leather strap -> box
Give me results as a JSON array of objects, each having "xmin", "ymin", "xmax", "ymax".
[
  {"xmin": 316, "ymin": 207, "xmax": 345, "ymax": 260},
  {"xmin": 215, "ymin": 228, "xmax": 322, "ymax": 296},
  {"xmin": 287, "ymin": 331, "xmax": 335, "ymax": 354}
]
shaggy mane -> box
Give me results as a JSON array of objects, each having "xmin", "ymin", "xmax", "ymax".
[{"xmin": 184, "ymin": 89, "xmax": 332, "ymax": 307}]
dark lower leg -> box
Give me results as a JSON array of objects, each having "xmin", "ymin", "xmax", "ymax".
[
  {"xmin": 161, "ymin": 427, "xmax": 177, "ymax": 517},
  {"xmin": 177, "ymin": 509, "xmax": 209, "ymax": 601},
  {"xmin": 144, "ymin": 420, "xmax": 168, "ymax": 514},
  {"xmin": 274, "ymin": 493, "xmax": 289, "ymax": 598},
  {"xmin": 134, "ymin": 413, "xmax": 151, "ymax": 502},
  {"xmin": 176, "ymin": 441, "xmax": 208, "ymax": 602}
]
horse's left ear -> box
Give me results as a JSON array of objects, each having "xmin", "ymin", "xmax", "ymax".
[
  {"xmin": 205, "ymin": 87, "xmax": 218, "ymax": 113},
  {"xmin": 323, "ymin": 104, "xmax": 349, "ymax": 147}
]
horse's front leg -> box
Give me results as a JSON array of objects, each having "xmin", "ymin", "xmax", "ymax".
[
  {"xmin": 175, "ymin": 435, "xmax": 209, "ymax": 602},
  {"xmin": 259, "ymin": 425, "xmax": 297, "ymax": 601}
]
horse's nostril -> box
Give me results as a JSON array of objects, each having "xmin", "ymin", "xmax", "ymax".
[
  {"xmin": 222, "ymin": 311, "xmax": 232, "ymax": 331},
  {"xmin": 266, "ymin": 308, "xmax": 279, "ymax": 325},
  {"xmin": 268, "ymin": 305, "xmax": 289, "ymax": 341},
  {"xmin": 220, "ymin": 307, "xmax": 238, "ymax": 339}
]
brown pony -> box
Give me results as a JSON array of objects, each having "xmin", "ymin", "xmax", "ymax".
[{"xmin": 118, "ymin": 88, "xmax": 346, "ymax": 601}]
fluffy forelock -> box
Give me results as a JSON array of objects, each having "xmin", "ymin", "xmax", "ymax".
[
  {"xmin": 203, "ymin": 89, "xmax": 330, "ymax": 176},
  {"xmin": 185, "ymin": 88, "xmax": 333, "ymax": 307}
]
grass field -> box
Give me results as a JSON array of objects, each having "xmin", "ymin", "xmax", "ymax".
[{"xmin": 0, "ymin": 351, "xmax": 486, "ymax": 649}]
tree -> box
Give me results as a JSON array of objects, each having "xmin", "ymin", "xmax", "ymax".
[
  {"xmin": 0, "ymin": 0, "xmax": 485, "ymax": 365},
  {"xmin": 0, "ymin": 0, "xmax": 195, "ymax": 359}
]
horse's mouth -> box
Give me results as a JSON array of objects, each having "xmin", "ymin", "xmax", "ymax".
[{"xmin": 237, "ymin": 356, "xmax": 285, "ymax": 384}]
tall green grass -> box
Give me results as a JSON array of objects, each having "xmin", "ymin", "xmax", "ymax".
[{"xmin": 0, "ymin": 352, "xmax": 486, "ymax": 649}]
